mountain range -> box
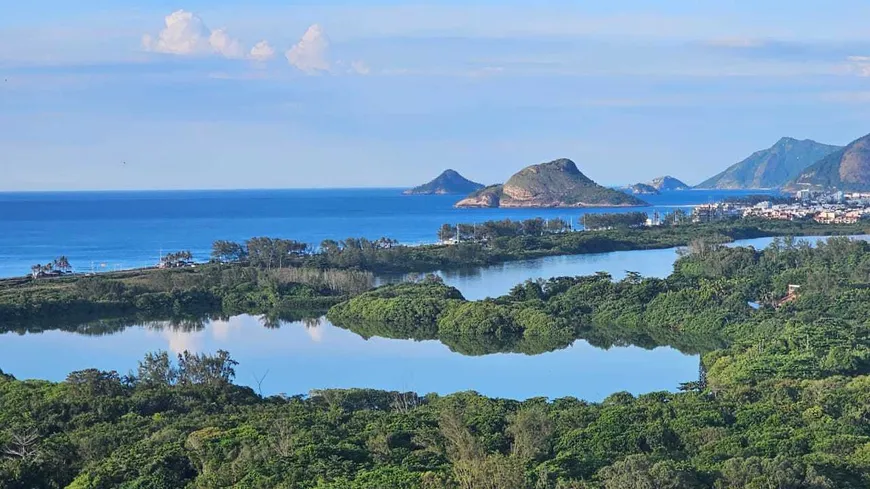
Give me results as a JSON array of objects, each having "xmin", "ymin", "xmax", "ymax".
[
  {"xmin": 697, "ymin": 137, "xmax": 842, "ymax": 189},
  {"xmin": 455, "ymin": 159, "xmax": 647, "ymax": 208},
  {"xmin": 788, "ymin": 133, "xmax": 870, "ymax": 192},
  {"xmin": 415, "ymin": 133, "xmax": 870, "ymax": 205}
]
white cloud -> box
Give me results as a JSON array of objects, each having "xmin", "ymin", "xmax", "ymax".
[
  {"xmin": 286, "ymin": 24, "xmax": 331, "ymax": 74},
  {"xmin": 468, "ymin": 66, "xmax": 505, "ymax": 78},
  {"xmin": 143, "ymin": 10, "xmax": 251, "ymax": 60},
  {"xmin": 820, "ymin": 91, "xmax": 870, "ymax": 104},
  {"xmin": 250, "ymin": 40, "xmax": 276, "ymax": 62},
  {"xmin": 350, "ymin": 60, "xmax": 371, "ymax": 75},
  {"xmin": 143, "ymin": 10, "xmax": 212, "ymax": 55},
  {"xmin": 847, "ymin": 56, "xmax": 870, "ymax": 76},
  {"xmin": 706, "ymin": 37, "xmax": 767, "ymax": 48},
  {"xmin": 209, "ymin": 28, "xmax": 245, "ymax": 59},
  {"xmin": 143, "ymin": 15, "xmax": 363, "ymax": 71}
]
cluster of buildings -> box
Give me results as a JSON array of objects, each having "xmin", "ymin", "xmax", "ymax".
[
  {"xmin": 692, "ymin": 191, "xmax": 870, "ymax": 224},
  {"xmin": 692, "ymin": 203, "xmax": 742, "ymax": 223}
]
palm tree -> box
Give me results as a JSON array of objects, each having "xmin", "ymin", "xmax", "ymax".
[
  {"xmin": 320, "ymin": 240, "xmax": 341, "ymax": 255},
  {"xmin": 375, "ymin": 237, "xmax": 396, "ymax": 250},
  {"xmin": 160, "ymin": 251, "xmax": 193, "ymax": 268},
  {"xmin": 160, "ymin": 252, "xmax": 177, "ymax": 267},
  {"xmin": 53, "ymin": 256, "xmax": 72, "ymax": 274},
  {"xmin": 30, "ymin": 264, "xmax": 42, "ymax": 279}
]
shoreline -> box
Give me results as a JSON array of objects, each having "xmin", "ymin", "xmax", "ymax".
[{"xmin": 4, "ymin": 219, "xmax": 869, "ymax": 284}]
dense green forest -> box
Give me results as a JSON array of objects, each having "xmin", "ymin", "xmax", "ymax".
[
  {"xmin": 327, "ymin": 235, "xmax": 870, "ymax": 359},
  {"xmin": 582, "ymin": 212, "xmax": 649, "ymax": 230},
  {"xmin": 4, "ymin": 237, "xmax": 870, "ymax": 487}
]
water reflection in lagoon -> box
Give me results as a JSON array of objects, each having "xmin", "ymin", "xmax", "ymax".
[
  {"xmin": 11, "ymin": 235, "xmax": 859, "ymax": 400},
  {"xmin": 0, "ymin": 314, "xmax": 699, "ymax": 401},
  {"xmin": 437, "ymin": 248, "xmax": 681, "ymax": 300}
]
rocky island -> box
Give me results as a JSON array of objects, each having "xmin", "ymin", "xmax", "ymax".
[
  {"xmin": 623, "ymin": 176, "xmax": 689, "ymax": 195},
  {"xmin": 455, "ymin": 158, "xmax": 648, "ymax": 208},
  {"xmin": 649, "ymin": 175, "xmax": 690, "ymax": 191},
  {"xmin": 623, "ymin": 183, "xmax": 660, "ymax": 195},
  {"xmin": 403, "ymin": 169, "xmax": 484, "ymax": 195}
]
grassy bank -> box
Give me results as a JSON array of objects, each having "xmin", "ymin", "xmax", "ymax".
[{"xmin": 0, "ymin": 265, "xmax": 371, "ymax": 331}]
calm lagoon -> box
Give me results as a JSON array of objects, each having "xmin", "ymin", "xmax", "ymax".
[
  {"xmin": 0, "ymin": 239, "xmax": 715, "ymax": 400},
  {"xmin": 2, "ymin": 227, "xmax": 857, "ymax": 400}
]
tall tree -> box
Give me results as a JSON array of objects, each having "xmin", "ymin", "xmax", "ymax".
[
  {"xmin": 211, "ymin": 240, "xmax": 246, "ymax": 263},
  {"xmin": 53, "ymin": 256, "xmax": 72, "ymax": 273},
  {"xmin": 438, "ymin": 224, "xmax": 458, "ymax": 242}
]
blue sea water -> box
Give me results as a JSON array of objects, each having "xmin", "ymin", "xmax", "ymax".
[{"xmin": 0, "ymin": 188, "xmax": 772, "ymax": 278}]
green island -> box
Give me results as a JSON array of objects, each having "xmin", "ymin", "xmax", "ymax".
[{"xmin": 4, "ymin": 234, "xmax": 870, "ymax": 487}]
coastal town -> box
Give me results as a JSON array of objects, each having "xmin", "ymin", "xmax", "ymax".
[{"xmin": 690, "ymin": 190, "xmax": 870, "ymax": 225}]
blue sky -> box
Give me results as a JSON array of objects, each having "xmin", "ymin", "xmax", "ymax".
[{"xmin": 2, "ymin": 1, "xmax": 870, "ymax": 190}]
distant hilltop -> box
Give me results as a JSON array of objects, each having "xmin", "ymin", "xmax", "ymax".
[
  {"xmin": 404, "ymin": 170, "xmax": 484, "ymax": 195},
  {"xmin": 623, "ymin": 183, "xmax": 659, "ymax": 195},
  {"xmin": 649, "ymin": 176, "xmax": 690, "ymax": 191},
  {"xmin": 697, "ymin": 137, "xmax": 842, "ymax": 189},
  {"xmin": 455, "ymin": 158, "xmax": 648, "ymax": 208},
  {"xmin": 622, "ymin": 176, "xmax": 690, "ymax": 195},
  {"xmin": 787, "ymin": 132, "xmax": 870, "ymax": 192}
]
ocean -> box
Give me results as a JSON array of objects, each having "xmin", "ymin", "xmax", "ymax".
[{"xmin": 0, "ymin": 188, "xmax": 771, "ymax": 278}]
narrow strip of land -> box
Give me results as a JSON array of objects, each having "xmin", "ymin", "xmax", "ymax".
[{"xmin": 3, "ymin": 219, "xmax": 867, "ymax": 329}]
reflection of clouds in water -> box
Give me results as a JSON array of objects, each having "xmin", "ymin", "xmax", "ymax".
[
  {"xmin": 207, "ymin": 316, "xmax": 249, "ymax": 344},
  {"xmin": 151, "ymin": 316, "xmax": 253, "ymax": 354},
  {"xmin": 211, "ymin": 321, "xmax": 231, "ymax": 341},
  {"xmin": 147, "ymin": 314, "xmax": 450, "ymax": 357},
  {"xmin": 305, "ymin": 320, "xmax": 324, "ymax": 343},
  {"xmin": 163, "ymin": 329, "xmax": 202, "ymax": 354}
]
